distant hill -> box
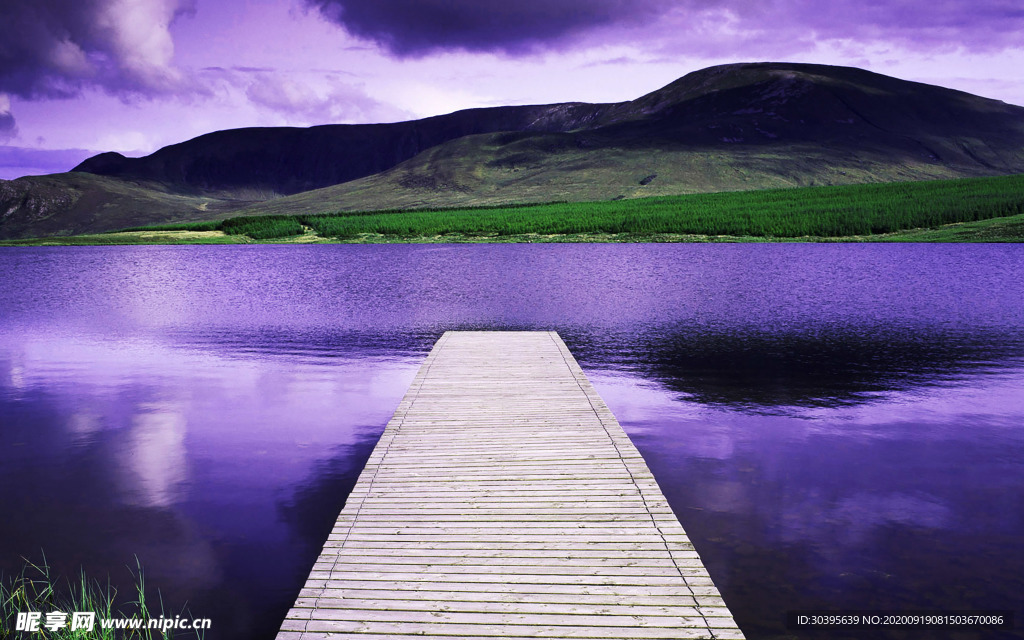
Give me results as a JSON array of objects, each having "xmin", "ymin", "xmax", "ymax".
[
  {"xmin": 0, "ymin": 172, "xmax": 257, "ymax": 239},
  {"xmin": 71, "ymin": 103, "xmax": 609, "ymax": 196},
  {"xmin": 3, "ymin": 62, "xmax": 1024, "ymax": 239}
]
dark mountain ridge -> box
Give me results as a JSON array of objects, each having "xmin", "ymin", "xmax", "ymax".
[
  {"xmin": 72, "ymin": 103, "xmax": 610, "ymax": 196},
  {"xmin": 74, "ymin": 62, "xmax": 1024, "ymax": 196}
]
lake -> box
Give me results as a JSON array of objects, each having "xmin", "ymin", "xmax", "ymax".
[{"xmin": 1, "ymin": 243, "xmax": 1023, "ymax": 639}]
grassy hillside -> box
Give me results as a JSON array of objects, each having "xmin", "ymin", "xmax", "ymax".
[
  {"xmin": 232, "ymin": 137, "xmax": 979, "ymax": 219},
  {"xmin": 0, "ymin": 172, "xmax": 256, "ymax": 239},
  {"xmin": 228, "ymin": 61, "xmax": 1024, "ymax": 217},
  {"xmin": 6, "ymin": 173, "xmax": 1021, "ymax": 244},
  {"xmin": 292, "ymin": 173, "xmax": 1024, "ymax": 239}
]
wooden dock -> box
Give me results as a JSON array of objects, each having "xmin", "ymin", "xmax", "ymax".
[{"xmin": 277, "ymin": 331, "xmax": 743, "ymax": 639}]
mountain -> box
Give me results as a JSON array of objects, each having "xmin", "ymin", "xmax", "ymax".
[
  {"xmin": 4, "ymin": 62, "xmax": 1024, "ymax": 239},
  {"xmin": 70, "ymin": 104, "xmax": 609, "ymax": 196}
]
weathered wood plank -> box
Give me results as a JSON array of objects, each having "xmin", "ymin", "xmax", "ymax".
[
  {"xmin": 277, "ymin": 331, "xmax": 743, "ymax": 639},
  {"xmin": 288, "ymin": 597, "xmax": 714, "ymax": 617}
]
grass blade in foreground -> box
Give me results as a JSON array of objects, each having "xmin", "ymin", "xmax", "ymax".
[{"xmin": 0, "ymin": 558, "xmax": 204, "ymax": 639}]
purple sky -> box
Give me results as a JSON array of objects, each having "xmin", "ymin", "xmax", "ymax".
[{"xmin": 1, "ymin": 0, "xmax": 1023, "ymax": 179}]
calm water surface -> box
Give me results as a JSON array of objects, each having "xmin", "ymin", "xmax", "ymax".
[{"xmin": 1, "ymin": 244, "xmax": 1022, "ymax": 639}]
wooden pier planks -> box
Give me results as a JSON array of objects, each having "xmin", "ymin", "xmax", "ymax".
[{"xmin": 277, "ymin": 331, "xmax": 743, "ymax": 639}]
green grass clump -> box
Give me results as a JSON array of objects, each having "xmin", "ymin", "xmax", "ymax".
[
  {"xmin": 1, "ymin": 558, "xmax": 202, "ymax": 639},
  {"xmin": 218, "ymin": 216, "xmax": 304, "ymax": 239},
  {"xmin": 292, "ymin": 173, "xmax": 1024, "ymax": 239},
  {"xmin": 117, "ymin": 221, "xmax": 222, "ymax": 233},
  {"xmin": 73, "ymin": 172, "xmax": 1024, "ymax": 243},
  {"xmin": 163, "ymin": 172, "xmax": 1024, "ymax": 241}
]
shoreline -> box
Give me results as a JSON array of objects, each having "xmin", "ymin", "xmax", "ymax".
[{"xmin": 3, "ymin": 212, "xmax": 1024, "ymax": 246}]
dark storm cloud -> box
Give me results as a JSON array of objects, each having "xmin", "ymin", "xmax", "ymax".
[
  {"xmin": 305, "ymin": 0, "xmax": 672, "ymax": 55},
  {"xmin": 0, "ymin": 0, "xmax": 195, "ymax": 100},
  {"xmin": 0, "ymin": 111, "xmax": 15, "ymax": 142},
  {"xmin": 307, "ymin": 0, "xmax": 1024, "ymax": 57}
]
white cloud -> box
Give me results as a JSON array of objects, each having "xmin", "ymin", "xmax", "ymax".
[
  {"xmin": 95, "ymin": 0, "xmax": 190, "ymax": 92},
  {"xmin": 242, "ymin": 71, "xmax": 413, "ymax": 125}
]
